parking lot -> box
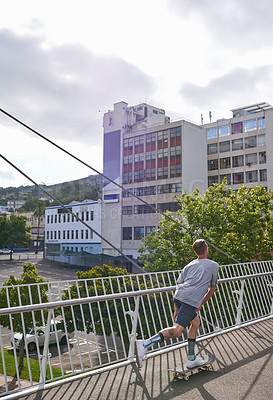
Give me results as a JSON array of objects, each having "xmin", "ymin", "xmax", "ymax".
[{"xmin": 0, "ymin": 255, "xmax": 116, "ymax": 372}]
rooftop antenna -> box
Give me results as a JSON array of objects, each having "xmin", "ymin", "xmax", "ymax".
[
  {"xmin": 209, "ymin": 111, "xmax": 212, "ymax": 123},
  {"xmin": 201, "ymin": 114, "xmax": 203, "ymax": 125}
]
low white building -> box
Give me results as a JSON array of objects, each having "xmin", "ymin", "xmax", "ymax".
[{"xmin": 44, "ymin": 199, "xmax": 101, "ymax": 265}]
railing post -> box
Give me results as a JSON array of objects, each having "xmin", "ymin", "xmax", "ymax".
[
  {"xmin": 39, "ymin": 309, "xmax": 52, "ymax": 386},
  {"xmin": 127, "ymin": 296, "xmax": 140, "ymax": 362},
  {"xmin": 233, "ymin": 280, "xmax": 245, "ymax": 326}
]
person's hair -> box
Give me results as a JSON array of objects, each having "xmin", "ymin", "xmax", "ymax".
[{"xmin": 192, "ymin": 239, "xmax": 208, "ymax": 256}]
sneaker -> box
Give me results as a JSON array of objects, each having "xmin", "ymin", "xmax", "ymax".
[
  {"xmin": 186, "ymin": 356, "xmax": 206, "ymax": 369},
  {"xmin": 135, "ymin": 340, "xmax": 147, "ymax": 368}
]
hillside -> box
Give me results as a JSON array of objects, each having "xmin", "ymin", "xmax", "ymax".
[{"xmin": 0, "ymin": 175, "xmax": 103, "ymax": 205}]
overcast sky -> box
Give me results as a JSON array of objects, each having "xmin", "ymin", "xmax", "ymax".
[{"xmin": 1, "ymin": 0, "xmax": 273, "ymax": 189}]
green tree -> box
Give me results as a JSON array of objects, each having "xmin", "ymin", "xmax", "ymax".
[
  {"xmin": 0, "ymin": 263, "xmax": 49, "ymax": 375},
  {"xmin": 0, "ymin": 215, "xmax": 31, "ymax": 259},
  {"xmin": 62, "ymin": 265, "xmax": 173, "ymax": 345},
  {"xmin": 18, "ymin": 198, "xmax": 49, "ymax": 212},
  {"xmin": 139, "ymin": 182, "xmax": 273, "ymax": 271}
]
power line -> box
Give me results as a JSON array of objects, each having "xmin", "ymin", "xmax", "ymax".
[
  {"xmin": 0, "ymin": 107, "xmax": 240, "ymax": 263},
  {"xmin": 0, "ymin": 153, "xmax": 144, "ymax": 272}
]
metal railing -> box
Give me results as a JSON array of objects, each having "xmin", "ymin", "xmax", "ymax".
[{"xmin": 0, "ymin": 260, "xmax": 272, "ymax": 397}]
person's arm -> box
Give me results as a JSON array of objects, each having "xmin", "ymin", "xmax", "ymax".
[{"xmin": 195, "ymin": 285, "xmax": 216, "ymax": 312}]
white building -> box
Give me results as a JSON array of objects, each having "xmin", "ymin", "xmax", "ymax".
[
  {"xmin": 102, "ymin": 101, "xmax": 207, "ymax": 259},
  {"xmin": 45, "ymin": 199, "xmax": 101, "ymax": 264},
  {"xmin": 204, "ymin": 102, "xmax": 273, "ymax": 191}
]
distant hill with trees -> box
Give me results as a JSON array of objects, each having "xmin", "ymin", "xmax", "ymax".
[{"xmin": 0, "ymin": 175, "xmax": 103, "ymax": 206}]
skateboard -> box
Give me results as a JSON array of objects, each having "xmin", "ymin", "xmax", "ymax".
[{"xmin": 169, "ymin": 354, "xmax": 216, "ymax": 380}]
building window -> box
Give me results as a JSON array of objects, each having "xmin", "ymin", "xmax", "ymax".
[
  {"xmin": 123, "ymin": 172, "xmax": 132, "ymax": 184},
  {"xmin": 47, "ymin": 231, "xmax": 49, "ymax": 239},
  {"xmin": 54, "ymin": 215, "xmax": 57, "ymax": 223},
  {"xmin": 220, "ymin": 174, "xmax": 231, "ymax": 185},
  {"xmin": 63, "ymin": 231, "xmax": 65, "ymax": 239},
  {"xmin": 157, "ymin": 183, "xmax": 182, "ymax": 194},
  {"xmin": 145, "ymin": 168, "xmax": 156, "ymax": 181},
  {"xmin": 244, "ymin": 119, "xmax": 257, "ymax": 132},
  {"xmin": 207, "ymin": 127, "xmax": 217, "ymax": 139},
  {"xmin": 122, "ymin": 188, "xmax": 133, "ymax": 198},
  {"xmin": 134, "ymin": 204, "xmax": 156, "ymax": 214},
  {"xmin": 81, "ymin": 212, "xmax": 84, "ymax": 221},
  {"xmin": 233, "ymin": 172, "xmax": 244, "ymax": 185},
  {"xmin": 258, "ymin": 117, "xmax": 265, "ymax": 129},
  {"xmin": 122, "ymin": 206, "xmax": 133, "ymax": 215},
  {"xmin": 260, "ymin": 169, "xmax": 267, "ymax": 181},
  {"xmin": 50, "ymin": 231, "xmax": 53, "ymax": 240},
  {"xmin": 208, "ymin": 159, "xmax": 218, "ymax": 171},
  {"xmin": 145, "ymin": 226, "xmax": 156, "ymax": 235},
  {"xmin": 123, "ymin": 227, "xmax": 132, "ymax": 240},
  {"xmin": 219, "ymin": 124, "xmax": 230, "ymax": 137},
  {"xmin": 158, "ymin": 166, "xmax": 168, "ymax": 179},
  {"xmin": 67, "ymin": 230, "xmax": 70, "ymax": 240},
  {"xmin": 134, "ymin": 186, "xmax": 156, "ymax": 196},
  {"xmin": 220, "ymin": 157, "xmax": 231, "ymax": 169},
  {"xmin": 219, "ymin": 141, "xmax": 230, "ymax": 153},
  {"xmin": 245, "ymin": 136, "xmax": 257, "ymax": 149},
  {"xmin": 71, "ymin": 230, "xmax": 74, "ymax": 240},
  {"xmin": 86, "ymin": 230, "xmax": 89, "ymax": 239},
  {"xmin": 51, "ymin": 215, "xmax": 53, "ymax": 223},
  {"xmin": 47, "ymin": 215, "xmax": 50, "ymax": 224},
  {"xmin": 246, "ymin": 170, "xmax": 258, "ymax": 183},
  {"xmin": 258, "ymin": 134, "xmax": 266, "ymax": 146},
  {"xmin": 208, "ymin": 176, "xmax": 218, "ymax": 186},
  {"xmin": 90, "ymin": 211, "xmax": 94, "ymax": 220},
  {"xmin": 170, "ymin": 165, "xmax": 181, "ymax": 178},
  {"xmin": 134, "ymin": 170, "xmax": 145, "ymax": 182},
  {"xmin": 134, "ymin": 226, "xmax": 145, "ymax": 240},
  {"xmin": 207, "ymin": 143, "xmax": 218, "ymax": 155},
  {"xmin": 232, "ymin": 138, "xmax": 243, "ymax": 151},
  {"xmin": 157, "ymin": 202, "xmax": 180, "ymax": 213},
  {"xmin": 232, "ymin": 122, "xmax": 243, "ymax": 134},
  {"xmin": 259, "ymin": 151, "xmax": 266, "ymax": 164},
  {"xmin": 170, "ymin": 126, "xmax": 182, "ymax": 143},
  {"xmin": 75, "ymin": 230, "xmax": 78, "ymax": 239},
  {"xmin": 58, "ymin": 231, "xmax": 60, "ymax": 240},
  {"xmin": 81, "ymin": 229, "xmax": 84, "ymax": 239},
  {"xmin": 86, "ymin": 211, "xmax": 89, "ymax": 220},
  {"xmin": 232, "ymin": 155, "xmax": 244, "ymax": 168},
  {"xmin": 245, "ymin": 153, "xmax": 257, "ymax": 166}
]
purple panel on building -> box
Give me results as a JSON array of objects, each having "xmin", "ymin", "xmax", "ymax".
[{"xmin": 103, "ymin": 130, "xmax": 121, "ymax": 186}]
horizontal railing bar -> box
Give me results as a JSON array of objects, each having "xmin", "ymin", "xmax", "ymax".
[{"xmin": 0, "ymin": 271, "xmax": 272, "ymax": 317}]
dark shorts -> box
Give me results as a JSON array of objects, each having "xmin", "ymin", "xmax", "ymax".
[{"xmin": 174, "ymin": 299, "xmax": 197, "ymax": 328}]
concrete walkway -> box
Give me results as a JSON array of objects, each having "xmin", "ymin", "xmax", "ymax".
[{"xmin": 8, "ymin": 318, "xmax": 273, "ymax": 400}]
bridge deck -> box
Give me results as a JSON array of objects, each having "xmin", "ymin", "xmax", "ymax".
[{"xmin": 11, "ymin": 318, "xmax": 273, "ymax": 400}]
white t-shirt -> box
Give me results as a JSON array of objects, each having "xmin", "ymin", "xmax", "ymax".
[{"xmin": 174, "ymin": 258, "xmax": 219, "ymax": 309}]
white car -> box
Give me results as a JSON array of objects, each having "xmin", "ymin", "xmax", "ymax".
[
  {"xmin": 0, "ymin": 248, "xmax": 11, "ymax": 255},
  {"xmin": 11, "ymin": 322, "xmax": 74, "ymax": 352}
]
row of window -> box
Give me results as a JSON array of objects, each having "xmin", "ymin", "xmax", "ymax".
[
  {"xmin": 47, "ymin": 210, "xmax": 94, "ymax": 224},
  {"xmin": 207, "ymin": 134, "xmax": 266, "ymax": 154},
  {"xmin": 122, "ymin": 202, "xmax": 180, "ymax": 215},
  {"xmin": 208, "ymin": 152, "xmax": 266, "ymax": 171},
  {"xmin": 207, "ymin": 117, "xmax": 265, "ymax": 139},
  {"xmin": 62, "ymin": 246, "xmax": 93, "ymax": 253},
  {"xmin": 46, "ymin": 229, "xmax": 94, "ymax": 240},
  {"xmin": 208, "ymin": 169, "xmax": 267, "ymax": 186},
  {"xmin": 123, "ymin": 165, "xmax": 182, "ymax": 184},
  {"xmin": 122, "ymin": 183, "xmax": 182, "ymax": 198},
  {"xmin": 123, "ymin": 226, "xmax": 156, "ymax": 241},
  {"xmin": 123, "ymin": 127, "xmax": 182, "ymax": 149}
]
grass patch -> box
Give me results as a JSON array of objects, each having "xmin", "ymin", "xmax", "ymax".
[{"xmin": 0, "ymin": 348, "xmax": 63, "ymax": 381}]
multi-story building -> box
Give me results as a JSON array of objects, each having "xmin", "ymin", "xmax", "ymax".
[
  {"xmin": 204, "ymin": 102, "xmax": 273, "ymax": 191},
  {"xmin": 102, "ymin": 101, "xmax": 207, "ymax": 259},
  {"xmin": 44, "ymin": 199, "xmax": 101, "ymax": 264},
  {"xmin": 20, "ymin": 211, "xmax": 45, "ymax": 252}
]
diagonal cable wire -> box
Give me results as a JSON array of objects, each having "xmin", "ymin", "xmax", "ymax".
[
  {"xmin": 0, "ymin": 107, "xmax": 240, "ymax": 263},
  {"xmin": 0, "ymin": 153, "xmax": 145, "ymax": 272}
]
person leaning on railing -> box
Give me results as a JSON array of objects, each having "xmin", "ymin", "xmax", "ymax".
[{"xmin": 135, "ymin": 239, "xmax": 219, "ymax": 368}]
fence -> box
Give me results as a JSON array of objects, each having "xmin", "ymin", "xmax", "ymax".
[{"xmin": 0, "ymin": 260, "xmax": 272, "ymax": 397}]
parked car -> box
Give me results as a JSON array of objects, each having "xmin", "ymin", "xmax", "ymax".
[
  {"xmin": 11, "ymin": 321, "xmax": 74, "ymax": 352},
  {"xmin": 0, "ymin": 248, "xmax": 11, "ymax": 255}
]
